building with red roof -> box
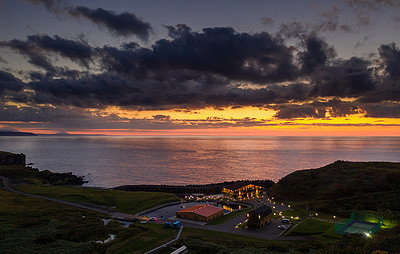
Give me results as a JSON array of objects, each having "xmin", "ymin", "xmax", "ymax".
[{"xmin": 176, "ymin": 204, "xmax": 224, "ymax": 222}]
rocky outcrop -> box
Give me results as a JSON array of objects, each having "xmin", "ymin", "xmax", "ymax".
[{"xmin": 0, "ymin": 152, "xmax": 26, "ymax": 166}]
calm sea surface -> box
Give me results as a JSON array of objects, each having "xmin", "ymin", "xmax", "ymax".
[{"xmin": 1, "ymin": 136, "xmax": 399, "ymax": 188}]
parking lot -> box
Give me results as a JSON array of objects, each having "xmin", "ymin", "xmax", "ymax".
[{"xmin": 148, "ymin": 196, "xmax": 292, "ymax": 240}]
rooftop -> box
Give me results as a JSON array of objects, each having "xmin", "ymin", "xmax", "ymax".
[
  {"xmin": 177, "ymin": 204, "xmax": 223, "ymax": 217},
  {"xmin": 177, "ymin": 205, "xmax": 207, "ymax": 213},
  {"xmin": 250, "ymin": 205, "xmax": 273, "ymax": 218},
  {"xmin": 193, "ymin": 205, "xmax": 223, "ymax": 217},
  {"xmin": 223, "ymin": 182, "xmax": 262, "ymax": 191}
]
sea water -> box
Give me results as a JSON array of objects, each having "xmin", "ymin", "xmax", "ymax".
[{"xmin": 1, "ymin": 136, "xmax": 399, "ymax": 188}]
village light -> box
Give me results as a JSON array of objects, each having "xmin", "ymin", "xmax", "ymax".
[{"xmin": 315, "ymin": 213, "xmax": 318, "ymax": 216}]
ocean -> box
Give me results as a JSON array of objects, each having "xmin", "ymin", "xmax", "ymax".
[{"xmin": 1, "ymin": 136, "xmax": 399, "ymax": 188}]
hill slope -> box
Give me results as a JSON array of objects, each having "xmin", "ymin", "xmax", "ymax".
[{"xmin": 270, "ymin": 161, "xmax": 400, "ymax": 216}]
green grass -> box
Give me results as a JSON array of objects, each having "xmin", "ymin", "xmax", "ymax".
[
  {"xmin": 177, "ymin": 227, "xmax": 297, "ymax": 253},
  {"xmin": 287, "ymin": 218, "xmax": 340, "ymax": 240},
  {"xmin": 0, "ymin": 188, "xmax": 183, "ymax": 254},
  {"xmin": 0, "ymin": 189, "xmax": 110, "ymax": 253},
  {"xmin": 105, "ymin": 223, "xmax": 178, "ymax": 254},
  {"xmin": 206, "ymin": 203, "xmax": 254, "ymax": 225},
  {"xmin": 14, "ymin": 184, "xmax": 180, "ymax": 214},
  {"xmin": 271, "ymin": 161, "xmax": 400, "ymax": 203},
  {"xmin": 181, "ymin": 226, "xmax": 273, "ymax": 244},
  {"xmin": 0, "ymin": 165, "xmax": 43, "ymax": 184},
  {"xmin": 273, "ymin": 208, "xmax": 303, "ymax": 220}
]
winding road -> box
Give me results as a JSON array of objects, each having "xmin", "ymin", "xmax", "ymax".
[{"xmin": 0, "ymin": 176, "xmax": 142, "ymax": 220}]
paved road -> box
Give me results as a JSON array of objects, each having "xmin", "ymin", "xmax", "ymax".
[{"xmin": 0, "ymin": 176, "xmax": 142, "ymax": 220}]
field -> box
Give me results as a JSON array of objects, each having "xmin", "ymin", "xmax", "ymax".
[
  {"xmin": 14, "ymin": 184, "xmax": 180, "ymax": 214},
  {"xmin": 0, "ymin": 188, "xmax": 108, "ymax": 253},
  {"xmin": 0, "ymin": 188, "xmax": 184, "ymax": 254},
  {"xmin": 287, "ymin": 218, "xmax": 339, "ymax": 240}
]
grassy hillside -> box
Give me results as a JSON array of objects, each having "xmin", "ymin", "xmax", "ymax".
[
  {"xmin": 270, "ymin": 161, "xmax": 400, "ymax": 218},
  {"xmin": 15, "ymin": 185, "xmax": 180, "ymax": 214},
  {"xmin": 270, "ymin": 161, "xmax": 400, "ymax": 201}
]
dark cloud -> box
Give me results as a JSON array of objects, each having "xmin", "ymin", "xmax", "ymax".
[
  {"xmin": 0, "ymin": 39, "xmax": 56, "ymax": 72},
  {"xmin": 309, "ymin": 57, "xmax": 375, "ymax": 97},
  {"xmin": 363, "ymin": 102, "xmax": 400, "ymax": 118},
  {"xmin": 378, "ymin": 43, "xmax": 400, "ymax": 78},
  {"xmin": 164, "ymin": 24, "xmax": 192, "ymax": 38},
  {"xmin": 22, "ymin": 0, "xmax": 153, "ymax": 40},
  {"xmin": 299, "ymin": 36, "xmax": 336, "ymax": 74},
  {"xmin": 274, "ymin": 104, "xmax": 326, "ymax": 119},
  {"xmin": 153, "ymin": 114, "xmax": 171, "ymax": 120},
  {"xmin": 273, "ymin": 99, "xmax": 363, "ymax": 119},
  {"xmin": 26, "ymin": 34, "xmax": 94, "ymax": 67},
  {"xmin": 357, "ymin": 43, "xmax": 400, "ymax": 103},
  {"xmin": 68, "ymin": 6, "xmax": 152, "ymax": 40},
  {"xmin": 24, "ymin": 71, "xmax": 282, "ymax": 109},
  {"xmin": 296, "ymin": 37, "xmax": 375, "ymax": 98},
  {"xmin": 0, "ymin": 34, "xmax": 94, "ymax": 71},
  {"xmin": 101, "ymin": 26, "xmax": 298, "ymax": 84},
  {"xmin": 1, "ymin": 25, "xmax": 399, "ymax": 125},
  {"xmin": 0, "ymin": 70, "xmax": 24, "ymax": 93}
]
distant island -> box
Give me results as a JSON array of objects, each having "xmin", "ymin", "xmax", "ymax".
[
  {"xmin": 0, "ymin": 130, "xmax": 37, "ymax": 136},
  {"xmin": 0, "ymin": 128, "xmax": 107, "ymax": 136}
]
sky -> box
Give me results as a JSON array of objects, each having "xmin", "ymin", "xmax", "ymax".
[{"xmin": 0, "ymin": 0, "xmax": 399, "ymax": 136}]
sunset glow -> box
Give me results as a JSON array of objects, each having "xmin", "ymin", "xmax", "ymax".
[{"xmin": 1, "ymin": 0, "xmax": 400, "ymax": 136}]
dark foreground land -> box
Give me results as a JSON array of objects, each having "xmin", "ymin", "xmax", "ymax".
[{"xmin": 1, "ymin": 151, "xmax": 400, "ymax": 253}]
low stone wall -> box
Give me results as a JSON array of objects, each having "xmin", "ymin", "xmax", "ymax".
[{"xmin": 0, "ymin": 152, "xmax": 26, "ymax": 166}]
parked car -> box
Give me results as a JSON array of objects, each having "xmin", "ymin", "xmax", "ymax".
[
  {"xmin": 277, "ymin": 225, "xmax": 287, "ymax": 230},
  {"xmin": 149, "ymin": 217, "xmax": 157, "ymax": 221},
  {"xmin": 281, "ymin": 219, "xmax": 290, "ymax": 224},
  {"xmin": 172, "ymin": 221, "xmax": 181, "ymax": 229}
]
